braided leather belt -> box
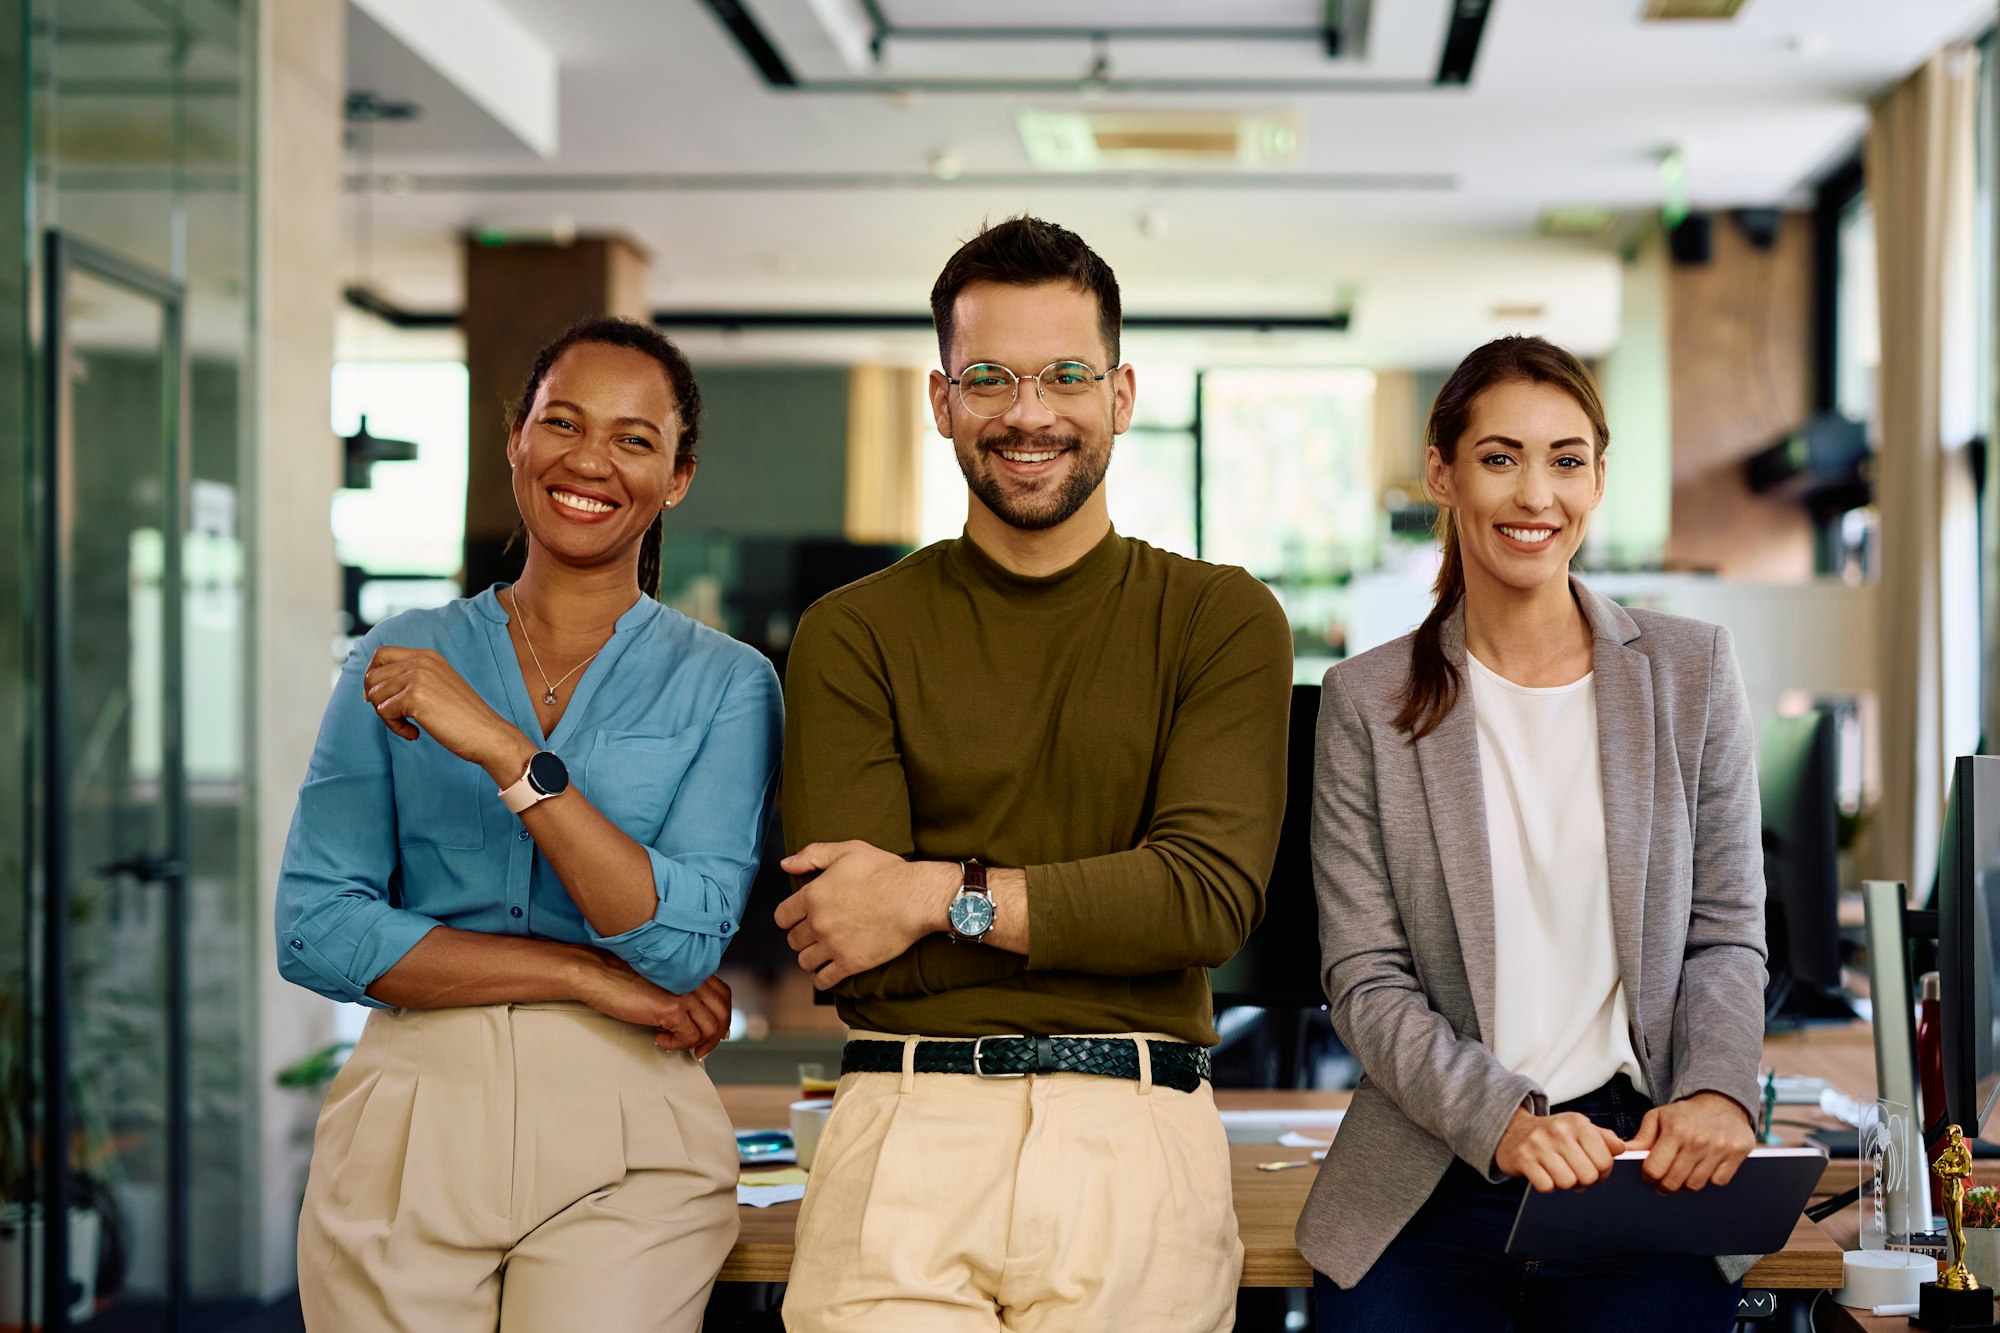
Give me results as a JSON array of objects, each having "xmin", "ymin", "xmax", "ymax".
[{"xmin": 841, "ymin": 1036, "xmax": 1211, "ymax": 1093}]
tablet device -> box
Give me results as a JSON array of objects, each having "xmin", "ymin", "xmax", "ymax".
[{"xmin": 1504, "ymin": 1147, "xmax": 1827, "ymax": 1258}]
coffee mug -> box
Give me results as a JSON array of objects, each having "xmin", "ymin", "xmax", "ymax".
[{"xmin": 790, "ymin": 1098, "xmax": 833, "ymax": 1171}]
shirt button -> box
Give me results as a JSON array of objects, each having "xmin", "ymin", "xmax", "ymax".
[
  {"xmin": 510, "ymin": 906, "xmax": 524, "ymax": 919},
  {"xmin": 719, "ymin": 921, "xmax": 732, "ymax": 935},
  {"xmin": 517, "ymin": 828, "xmax": 531, "ymax": 841},
  {"xmin": 288, "ymin": 939, "xmax": 303, "ymax": 950}
]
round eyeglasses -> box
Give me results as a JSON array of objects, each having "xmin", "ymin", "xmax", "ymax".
[{"xmin": 946, "ymin": 360, "xmax": 1115, "ymax": 419}]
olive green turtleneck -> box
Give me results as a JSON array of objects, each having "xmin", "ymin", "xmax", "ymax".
[{"xmin": 781, "ymin": 527, "xmax": 1293, "ymax": 1045}]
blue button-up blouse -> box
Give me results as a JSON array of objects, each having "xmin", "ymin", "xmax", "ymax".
[{"xmin": 276, "ymin": 585, "xmax": 783, "ymax": 1005}]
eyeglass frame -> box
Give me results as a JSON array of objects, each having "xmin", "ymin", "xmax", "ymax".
[{"xmin": 943, "ymin": 358, "xmax": 1125, "ymax": 418}]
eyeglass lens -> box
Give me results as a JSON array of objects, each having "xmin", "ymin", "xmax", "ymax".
[{"xmin": 955, "ymin": 362, "xmax": 1100, "ymax": 418}]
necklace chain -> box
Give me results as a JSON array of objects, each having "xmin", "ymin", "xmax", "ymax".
[{"xmin": 508, "ymin": 586, "xmax": 604, "ymax": 706}]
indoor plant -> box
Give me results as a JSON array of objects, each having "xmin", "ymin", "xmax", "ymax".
[
  {"xmin": 1961, "ymin": 1185, "xmax": 2000, "ymax": 1288},
  {"xmin": 0, "ymin": 994, "xmax": 117, "ymax": 1327}
]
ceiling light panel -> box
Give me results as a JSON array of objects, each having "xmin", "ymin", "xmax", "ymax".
[
  {"xmin": 1641, "ymin": 0, "xmax": 1749, "ymax": 19},
  {"xmin": 1018, "ymin": 110, "xmax": 1301, "ymax": 170}
]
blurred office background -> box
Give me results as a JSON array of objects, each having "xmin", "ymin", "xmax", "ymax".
[{"xmin": 2, "ymin": 0, "xmax": 1999, "ymax": 1327}]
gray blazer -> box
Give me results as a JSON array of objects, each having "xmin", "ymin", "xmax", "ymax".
[{"xmin": 1296, "ymin": 580, "xmax": 1769, "ymax": 1289}]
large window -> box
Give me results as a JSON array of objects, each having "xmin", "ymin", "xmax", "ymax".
[
  {"xmin": 1835, "ymin": 199, "xmax": 1880, "ymax": 433},
  {"xmin": 1109, "ymin": 362, "xmax": 1198, "ymax": 557},
  {"xmin": 1200, "ymin": 368, "xmax": 1377, "ymax": 579},
  {"xmin": 330, "ymin": 361, "xmax": 471, "ymax": 579}
]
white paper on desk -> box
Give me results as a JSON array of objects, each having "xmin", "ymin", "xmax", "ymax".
[
  {"xmin": 1278, "ymin": 1131, "xmax": 1333, "ymax": 1148},
  {"xmin": 737, "ymin": 1184, "xmax": 808, "ymax": 1209},
  {"xmin": 1218, "ymin": 1109, "xmax": 1345, "ymax": 1144}
]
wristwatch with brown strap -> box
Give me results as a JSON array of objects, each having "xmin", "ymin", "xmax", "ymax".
[{"xmin": 946, "ymin": 858, "xmax": 994, "ymax": 943}]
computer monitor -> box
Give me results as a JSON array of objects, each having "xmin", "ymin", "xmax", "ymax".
[
  {"xmin": 1759, "ymin": 708, "xmax": 1855, "ymax": 1025},
  {"xmin": 1859, "ymin": 879, "xmax": 1934, "ymax": 1220},
  {"xmin": 1932, "ymin": 755, "xmax": 2000, "ymax": 1136},
  {"xmin": 1210, "ymin": 682, "xmax": 1327, "ymax": 1011}
]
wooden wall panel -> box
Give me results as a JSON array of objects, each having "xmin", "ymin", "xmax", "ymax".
[
  {"xmin": 1665, "ymin": 211, "xmax": 1817, "ymax": 579},
  {"xmin": 461, "ymin": 236, "xmax": 650, "ymax": 592}
]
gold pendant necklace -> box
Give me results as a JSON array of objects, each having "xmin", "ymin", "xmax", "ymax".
[{"xmin": 507, "ymin": 586, "xmax": 603, "ymax": 706}]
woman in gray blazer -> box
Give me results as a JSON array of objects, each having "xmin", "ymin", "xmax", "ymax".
[{"xmin": 1300, "ymin": 335, "xmax": 1767, "ymax": 1331}]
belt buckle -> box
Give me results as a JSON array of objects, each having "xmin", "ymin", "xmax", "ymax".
[{"xmin": 971, "ymin": 1034, "xmax": 1028, "ymax": 1078}]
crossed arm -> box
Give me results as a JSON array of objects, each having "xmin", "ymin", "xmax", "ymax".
[
  {"xmin": 277, "ymin": 635, "xmax": 778, "ymax": 1055},
  {"xmin": 775, "ymin": 581, "xmax": 1293, "ymax": 994}
]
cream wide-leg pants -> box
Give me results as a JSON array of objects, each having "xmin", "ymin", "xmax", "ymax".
[
  {"xmin": 297, "ymin": 1002, "xmax": 739, "ymax": 1333},
  {"xmin": 783, "ymin": 1033, "xmax": 1243, "ymax": 1332}
]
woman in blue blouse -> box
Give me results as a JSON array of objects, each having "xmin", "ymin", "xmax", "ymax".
[{"xmin": 277, "ymin": 317, "xmax": 782, "ymax": 1331}]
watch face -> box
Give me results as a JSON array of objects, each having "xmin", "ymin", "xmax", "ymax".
[
  {"xmin": 948, "ymin": 891, "xmax": 994, "ymax": 937},
  {"xmin": 527, "ymin": 750, "xmax": 570, "ymax": 797}
]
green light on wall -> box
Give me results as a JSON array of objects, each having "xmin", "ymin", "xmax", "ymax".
[{"xmin": 1658, "ymin": 147, "xmax": 1689, "ymax": 229}]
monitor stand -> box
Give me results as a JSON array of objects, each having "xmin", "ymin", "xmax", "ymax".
[{"xmin": 1765, "ymin": 973, "xmax": 1863, "ymax": 1030}]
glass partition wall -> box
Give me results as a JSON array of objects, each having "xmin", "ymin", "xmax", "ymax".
[{"xmin": 7, "ymin": 2, "xmax": 261, "ymax": 1328}]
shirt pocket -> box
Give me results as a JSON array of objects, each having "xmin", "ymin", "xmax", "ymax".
[
  {"xmin": 389, "ymin": 742, "xmax": 488, "ymax": 851},
  {"xmin": 584, "ymin": 728, "xmax": 704, "ymax": 846}
]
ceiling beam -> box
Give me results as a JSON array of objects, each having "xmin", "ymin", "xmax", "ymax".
[
  {"xmin": 705, "ymin": 0, "xmax": 1467, "ymax": 92},
  {"xmin": 342, "ymin": 286, "xmax": 1353, "ymax": 335},
  {"xmin": 701, "ymin": 0, "xmax": 799, "ymax": 87},
  {"xmin": 350, "ymin": 0, "xmax": 559, "ymax": 157},
  {"xmin": 345, "ymin": 169, "xmax": 1456, "ymax": 193},
  {"xmin": 1435, "ymin": 0, "xmax": 1493, "ymax": 87}
]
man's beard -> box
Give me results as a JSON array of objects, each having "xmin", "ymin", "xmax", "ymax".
[{"xmin": 958, "ymin": 428, "xmax": 1112, "ymax": 532}]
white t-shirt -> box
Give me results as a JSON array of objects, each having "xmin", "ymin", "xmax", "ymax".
[{"xmin": 1467, "ymin": 652, "xmax": 1645, "ymax": 1106}]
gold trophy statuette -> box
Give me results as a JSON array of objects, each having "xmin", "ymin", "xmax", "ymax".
[
  {"xmin": 1911, "ymin": 1123, "xmax": 1997, "ymax": 1332},
  {"xmin": 1938, "ymin": 1124, "xmax": 1980, "ymax": 1293}
]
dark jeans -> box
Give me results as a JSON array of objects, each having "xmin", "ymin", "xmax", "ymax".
[{"xmin": 1314, "ymin": 1075, "xmax": 1741, "ymax": 1333}]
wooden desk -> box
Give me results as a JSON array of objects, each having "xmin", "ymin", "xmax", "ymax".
[
  {"xmin": 715, "ymin": 1083, "xmax": 1844, "ymax": 1289},
  {"xmin": 1761, "ymin": 1022, "xmax": 2000, "ymax": 1328}
]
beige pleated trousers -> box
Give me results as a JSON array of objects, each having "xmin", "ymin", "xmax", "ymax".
[
  {"xmin": 783, "ymin": 1033, "xmax": 1242, "ymax": 1332},
  {"xmin": 297, "ymin": 1002, "xmax": 739, "ymax": 1333}
]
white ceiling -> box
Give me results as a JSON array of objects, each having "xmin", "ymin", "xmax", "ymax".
[{"xmin": 341, "ymin": 0, "xmax": 1997, "ymax": 369}]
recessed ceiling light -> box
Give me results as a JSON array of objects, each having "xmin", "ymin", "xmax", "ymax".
[
  {"xmin": 1642, "ymin": 0, "xmax": 1747, "ymax": 18},
  {"xmin": 1016, "ymin": 110, "xmax": 1300, "ymax": 171},
  {"xmin": 1538, "ymin": 207, "xmax": 1617, "ymax": 238}
]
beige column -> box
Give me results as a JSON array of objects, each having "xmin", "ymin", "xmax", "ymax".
[
  {"xmin": 254, "ymin": 0, "xmax": 346, "ymax": 1298},
  {"xmin": 1369, "ymin": 370, "xmax": 1420, "ymax": 506},
  {"xmin": 1867, "ymin": 47, "xmax": 1982, "ymax": 889},
  {"xmin": 844, "ymin": 364, "xmax": 924, "ymax": 545},
  {"xmin": 462, "ymin": 236, "xmax": 650, "ymax": 592}
]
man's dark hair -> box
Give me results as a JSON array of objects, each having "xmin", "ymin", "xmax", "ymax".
[{"xmin": 929, "ymin": 216, "xmax": 1122, "ymax": 369}]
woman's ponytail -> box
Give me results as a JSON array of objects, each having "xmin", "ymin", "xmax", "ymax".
[{"xmin": 1392, "ymin": 507, "xmax": 1467, "ymax": 740}]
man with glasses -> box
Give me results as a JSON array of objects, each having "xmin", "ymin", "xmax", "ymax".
[{"xmin": 776, "ymin": 215, "xmax": 1292, "ymax": 1331}]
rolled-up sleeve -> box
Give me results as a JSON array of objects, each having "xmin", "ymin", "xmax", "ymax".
[
  {"xmin": 275, "ymin": 635, "xmax": 443, "ymax": 1007},
  {"xmin": 587, "ymin": 656, "xmax": 783, "ymax": 992}
]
